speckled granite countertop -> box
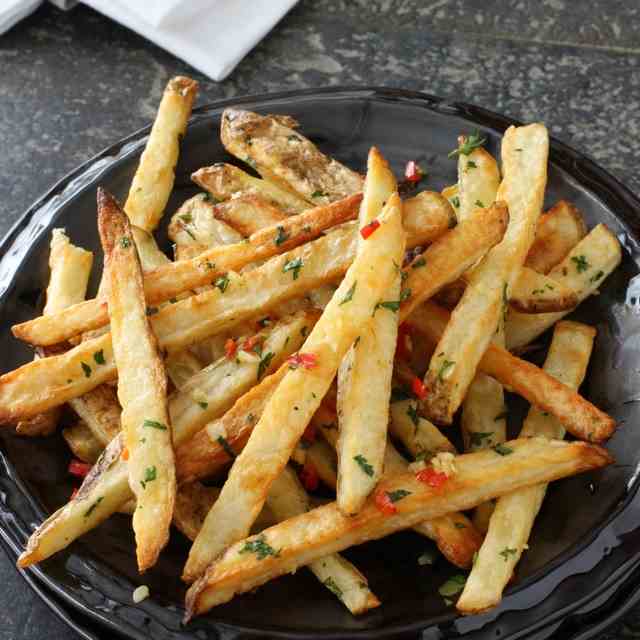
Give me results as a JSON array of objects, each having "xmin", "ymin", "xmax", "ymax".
[{"xmin": 1, "ymin": 1, "xmax": 639, "ymax": 638}]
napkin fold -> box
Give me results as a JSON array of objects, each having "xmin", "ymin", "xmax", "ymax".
[{"xmin": 0, "ymin": 0, "xmax": 298, "ymax": 81}]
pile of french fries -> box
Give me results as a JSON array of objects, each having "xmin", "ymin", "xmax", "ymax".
[{"xmin": 2, "ymin": 76, "xmax": 622, "ymax": 621}]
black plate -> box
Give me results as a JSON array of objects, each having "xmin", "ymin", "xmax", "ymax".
[{"xmin": 1, "ymin": 87, "xmax": 640, "ymax": 640}]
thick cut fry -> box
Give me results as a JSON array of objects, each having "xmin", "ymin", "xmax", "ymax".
[
  {"xmin": 124, "ymin": 76, "xmax": 197, "ymax": 231},
  {"xmin": 130, "ymin": 227, "xmax": 170, "ymax": 269},
  {"xmin": 176, "ymin": 367, "xmax": 286, "ymax": 484},
  {"xmin": 423, "ymin": 124, "xmax": 549, "ymax": 424},
  {"xmin": 389, "ymin": 400, "xmax": 456, "ymax": 460},
  {"xmin": 98, "ymin": 189, "xmax": 175, "ymax": 572},
  {"xmin": 508, "ymin": 267, "xmax": 578, "ymax": 313},
  {"xmin": 173, "ymin": 484, "xmax": 221, "ymax": 542},
  {"xmin": 185, "ymin": 438, "xmax": 612, "ymax": 618},
  {"xmin": 212, "ymin": 195, "xmax": 288, "ymax": 236},
  {"xmin": 457, "ymin": 146, "xmax": 501, "ymax": 222},
  {"xmin": 62, "ymin": 421, "xmax": 103, "ymax": 463},
  {"xmin": 506, "ymin": 224, "xmax": 622, "ymax": 350},
  {"xmin": 68, "ymin": 384, "xmax": 121, "ymax": 446},
  {"xmin": 17, "ymin": 319, "xmax": 305, "ymax": 569},
  {"xmin": 2, "ymin": 202, "xmax": 504, "ymax": 424},
  {"xmin": 17, "ymin": 229, "xmax": 93, "ymax": 436},
  {"xmin": 304, "ymin": 438, "xmax": 338, "ymax": 489},
  {"xmin": 221, "ymin": 109, "xmax": 364, "ymax": 205},
  {"xmin": 403, "ymin": 191, "xmax": 456, "ymax": 239},
  {"xmin": 165, "ymin": 350, "xmax": 203, "ymax": 390},
  {"xmin": 13, "ymin": 195, "xmax": 362, "ymax": 347},
  {"xmin": 458, "ymin": 321, "xmax": 595, "ymax": 614},
  {"xmin": 267, "ymin": 467, "xmax": 380, "ymax": 614},
  {"xmin": 182, "ymin": 195, "xmax": 405, "ymax": 582},
  {"xmin": 337, "ymin": 147, "xmax": 399, "ymax": 515},
  {"xmin": 192, "ymin": 163, "xmax": 311, "ymax": 215},
  {"xmin": 409, "ymin": 302, "xmax": 615, "ymax": 442},
  {"xmin": 169, "ymin": 194, "xmax": 243, "ymax": 260},
  {"xmin": 525, "ymin": 201, "xmax": 587, "ymax": 274},
  {"xmin": 399, "ymin": 201, "xmax": 509, "ymax": 320}
]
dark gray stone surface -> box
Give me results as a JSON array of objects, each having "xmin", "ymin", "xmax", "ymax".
[{"xmin": 0, "ymin": 1, "xmax": 639, "ymax": 638}]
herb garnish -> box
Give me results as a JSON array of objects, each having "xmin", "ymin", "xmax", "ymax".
[
  {"xmin": 571, "ymin": 255, "xmax": 590, "ymax": 272},
  {"xmin": 448, "ymin": 131, "xmax": 486, "ymax": 157},
  {"xmin": 439, "ymin": 574, "xmax": 466, "ymax": 598},
  {"xmin": 451, "ymin": 196, "xmax": 460, "ymax": 208},
  {"xmin": 323, "ymin": 577, "xmax": 343, "ymax": 599},
  {"xmin": 81, "ymin": 362, "xmax": 92, "ymax": 378},
  {"xmin": 283, "ymin": 257, "xmax": 303, "ymax": 280},
  {"xmin": 493, "ymin": 443, "xmax": 514, "ymax": 456},
  {"xmin": 214, "ymin": 274, "xmax": 230, "ymax": 293},
  {"xmin": 354, "ymin": 454, "xmax": 374, "ymax": 477},
  {"xmin": 93, "ymin": 350, "xmax": 105, "ymax": 365},
  {"xmin": 140, "ymin": 466, "xmax": 157, "ymax": 489},
  {"xmin": 143, "ymin": 419, "xmax": 167, "ymax": 431},
  {"xmin": 198, "ymin": 401, "xmax": 208, "ymax": 409},
  {"xmin": 340, "ymin": 281, "xmax": 357, "ymax": 305},
  {"xmin": 590, "ymin": 270, "xmax": 604, "ymax": 283},
  {"xmin": 499, "ymin": 547, "xmax": 518, "ymax": 561},
  {"xmin": 466, "ymin": 160, "xmax": 477, "ymax": 169},
  {"xmin": 239, "ymin": 535, "xmax": 280, "ymax": 560},
  {"xmin": 374, "ymin": 300, "xmax": 401, "ymax": 314},
  {"xmin": 274, "ymin": 226, "xmax": 289, "ymax": 246},
  {"xmin": 311, "ymin": 190, "xmax": 329, "ymax": 199},
  {"xmin": 84, "ymin": 497, "xmax": 103, "ymax": 518},
  {"xmin": 437, "ymin": 359, "xmax": 454, "ymax": 382},
  {"xmin": 469, "ymin": 431, "xmax": 494, "ymax": 447},
  {"xmin": 387, "ymin": 489, "xmax": 412, "ymax": 503},
  {"xmin": 475, "ymin": 199, "xmax": 485, "ymax": 208},
  {"xmin": 412, "ymin": 257, "xmax": 426, "ymax": 268},
  {"xmin": 257, "ymin": 351, "xmax": 275, "ymax": 380},
  {"xmin": 120, "ymin": 237, "xmax": 131, "ymax": 249}
]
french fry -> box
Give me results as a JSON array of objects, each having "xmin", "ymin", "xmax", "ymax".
[
  {"xmin": 124, "ymin": 76, "xmax": 198, "ymax": 232},
  {"xmin": 337, "ymin": 146, "xmax": 399, "ymax": 515},
  {"xmin": 441, "ymin": 184, "xmax": 459, "ymax": 211},
  {"xmin": 525, "ymin": 201, "xmax": 587, "ymax": 274},
  {"xmin": 62, "ymin": 421, "xmax": 103, "ymax": 463},
  {"xmin": 506, "ymin": 224, "xmax": 622, "ymax": 350},
  {"xmin": 130, "ymin": 227, "xmax": 171, "ymax": 269},
  {"xmin": 212, "ymin": 195, "xmax": 288, "ymax": 236},
  {"xmin": 185, "ymin": 438, "xmax": 612, "ymax": 618},
  {"xmin": 12, "ymin": 194, "xmax": 362, "ymax": 347},
  {"xmin": 458, "ymin": 321, "xmax": 595, "ymax": 614},
  {"xmin": 176, "ymin": 367, "xmax": 286, "ymax": 484},
  {"xmin": 389, "ymin": 400, "xmax": 456, "ymax": 460},
  {"xmin": 98, "ymin": 189, "xmax": 176, "ymax": 572},
  {"xmin": 17, "ymin": 229, "xmax": 93, "ymax": 436},
  {"xmin": 423, "ymin": 124, "xmax": 549, "ymax": 424},
  {"xmin": 409, "ymin": 301, "xmax": 615, "ymax": 442},
  {"xmin": 173, "ymin": 483, "xmax": 221, "ymax": 542},
  {"xmin": 68, "ymin": 384, "xmax": 121, "ymax": 446},
  {"xmin": 182, "ymin": 194, "xmax": 405, "ymax": 582},
  {"xmin": 168, "ymin": 194, "xmax": 243, "ymax": 260},
  {"xmin": 303, "ymin": 439, "xmax": 338, "ymax": 490},
  {"xmin": 192, "ymin": 163, "xmax": 311, "ymax": 215},
  {"xmin": 17, "ymin": 320, "xmax": 304, "ymax": 569},
  {"xmin": 403, "ymin": 191, "xmax": 456, "ymax": 240},
  {"xmin": 220, "ymin": 109, "xmax": 364, "ymax": 205},
  {"xmin": 266, "ymin": 467, "xmax": 380, "ymax": 614},
  {"xmin": 456, "ymin": 146, "xmax": 501, "ymax": 222},
  {"xmin": 509, "ymin": 267, "xmax": 578, "ymax": 313},
  {"xmin": 165, "ymin": 349, "xmax": 203, "ymax": 390}
]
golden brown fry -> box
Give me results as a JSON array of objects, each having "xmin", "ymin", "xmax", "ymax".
[
  {"xmin": 62, "ymin": 421, "xmax": 103, "ymax": 464},
  {"xmin": 182, "ymin": 195, "xmax": 404, "ymax": 582},
  {"xmin": 185, "ymin": 438, "xmax": 612, "ymax": 618},
  {"xmin": 509, "ymin": 267, "xmax": 578, "ymax": 313},
  {"xmin": 98, "ymin": 188, "xmax": 175, "ymax": 572},
  {"xmin": 221, "ymin": 109, "xmax": 364, "ymax": 205},
  {"xmin": 337, "ymin": 146, "xmax": 399, "ymax": 515},
  {"xmin": 423, "ymin": 124, "xmax": 549, "ymax": 424},
  {"xmin": 403, "ymin": 191, "xmax": 456, "ymax": 240},
  {"xmin": 192, "ymin": 163, "xmax": 311, "ymax": 215},
  {"xmin": 213, "ymin": 195, "xmax": 288, "ymax": 236},
  {"xmin": 525, "ymin": 200, "xmax": 587, "ymax": 274},
  {"xmin": 68, "ymin": 384, "xmax": 121, "ymax": 446},
  {"xmin": 173, "ymin": 483, "xmax": 221, "ymax": 542},
  {"xmin": 17, "ymin": 229, "xmax": 93, "ymax": 436},
  {"xmin": 506, "ymin": 224, "xmax": 622, "ymax": 350},
  {"xmin": 124, "ymin": 76, "xmax": 198, "ymax": 232},
  {"xmin": 456, "ymin": 146, "xmax": 501, "ymax": 222},
  {"xmin": 164, "ymin": 349, "xmax": 203, "ymax": 390},
  {"xmin": 13, "ymin": 194, "xmax": 362, "ymax": 347},
  {"xmin": 266, "ymin": 467, "xmax": 380, "ymax": 614},
  {"xmin": 458, "ymin": 321, "xmax": 596, "ymax": 614},
  {"xmin": 168, "ymin": 194, "xmax": 243, "ymax": 260},
  {"xmin": 409, "ymin": 301, "xmax": 615, "ymax": 442}
]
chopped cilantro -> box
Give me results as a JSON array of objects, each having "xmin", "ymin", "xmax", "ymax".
[
  {"xmin": 274, "ymin": 226, "xmax": 289, "ymax": 246},
  {"xmin": 93, "ymin": 350, "xmax": 105, "ymax": 365},
  {"xmin": 239, "ymin": 534, "xmax": 280, "ymax": 560},
  {"xmin": 81, "ymin": 362, "xmax": 92, "ymax": 378},
  {"xmin": 323, "ymin": 577, "xmax": 343, "ymax": 599},
  {"xmin": 437, "ymin": 359, "xmax": 454, "ymax": 382},
  {"xmin": 143, "ymin": 419, "xmax": 167, "ymax": 431},
  {"xmin": 499, "ymin": 547, "xmax": 518, "ymax": 561},
  {"xmin": 354, "ymin": 454, "xmax": 374, "ymax": 477},
  {"xmin": 493, "ymin": 443, "xmax": 514, "ymax": 456},
  {"xmin": 140, "ymin": 466, "xmax": 157, "ymax": 489},
  {"xmin": 412, "ymin": 257, "xmax": 427, "ymax": 269},
  {"xmin": 340, "ymin": 281, "xmax": 356, "ymax": 305},
  {"xmin": 469, "ymin": 431, "xmax": 494, "ymax": 447},
  {"xmin": 387, "ymin": 489, "xmax": 412, "ymax": 503},
  {"xmin": 448, "ymin": 131, "xmax": 486, "ymax": 157},
  {"xmin": 283, "ymin": 257, "xmax": 303, "ymax": 280},
  {"xmin": 257, "ymin": 351, "xmax": 275, "ymax": 380},
  {"xmin": 120, "ymin": 237, "xmax": 131, "ymax": 249},
  {"xmin": 571, "ymin": 255, "xmax": 590, "ymax": 273},
  {"xmin": 214, "ymin": 274, "xmax": 230, "ymax": 293},
  {"xmin": 438, "ymin": 574, "xmax": 467, "ymax": 597},
  {"xmin": 83, "ymin": 497, "xmax": 103, "ymax": 518}
]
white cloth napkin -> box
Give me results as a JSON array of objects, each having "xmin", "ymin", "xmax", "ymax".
[{"xmin": 0, "ymin": 0, "xmax": 298, "ymax": 81}]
